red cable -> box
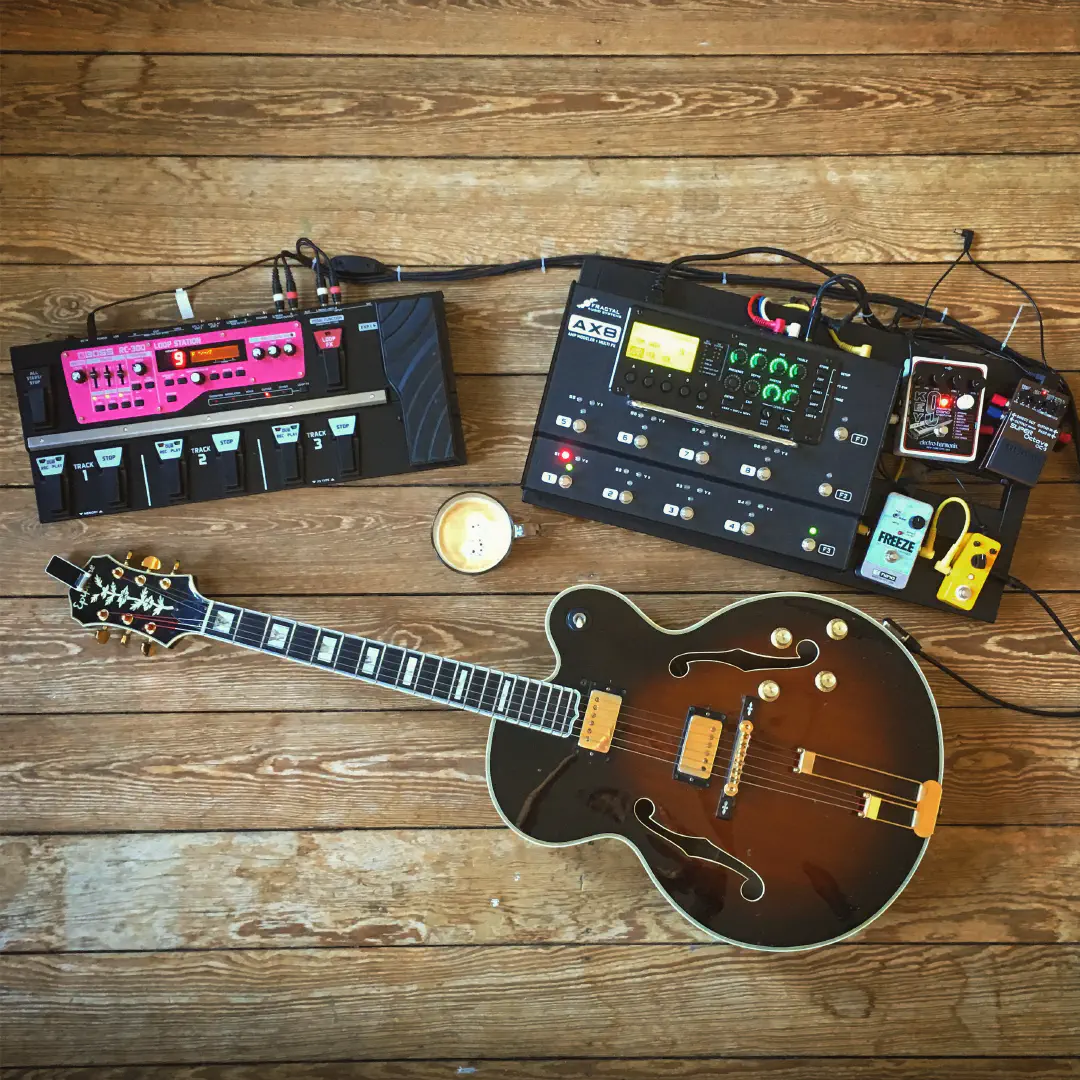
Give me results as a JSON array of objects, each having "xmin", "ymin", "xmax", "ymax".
[{"xmin": 747, "ymin": 294, "xmax": 786, "ymax": 334}]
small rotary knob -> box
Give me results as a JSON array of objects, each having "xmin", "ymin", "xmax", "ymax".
[
  {"xmin": 190, "ymin": 371, "xmax": 206, "ymax": 384},
  {"xmin": 71, "ymin": 369, "xmax": 87, "ymax": 383},
  {"xmin": 251, "ymin": 347, "xmax": 265, "ymax": 360},
  {"xmin": 762, "ymin": 383, "xmax": 782, "ymax": 404},
  {"xmin": 131, "ymin": 361, "xmax": 148, "ymax": 376},
  {"xmin": 266, "ymin": 345, "xmax": 281, "ymax": 358},
  {"xmin": 282, "ymin": 342, "xmax": 297, "ymax": 356},
  {"xmin": 769, "ymin": 357, "xmax": 789, "ymax": 376}
]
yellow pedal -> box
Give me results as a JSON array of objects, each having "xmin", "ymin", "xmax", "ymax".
[
  {"xmin": 578, "ymin": 690, "xmax": 622, "ymax": 753},
  {"xmin": 676, "ymin": 713, "xmax": 724, "ymax": 780},
  {"xmin": 936, "ymin": 532, "xmax": 1000, "ymax": 611}
]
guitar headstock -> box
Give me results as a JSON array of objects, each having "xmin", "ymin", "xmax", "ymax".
[{"xmin": 47, "ymin": 552, "xmax": 208, "ymax": 654}]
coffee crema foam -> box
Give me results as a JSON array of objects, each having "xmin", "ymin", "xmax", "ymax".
[{"xmin": 433, "ymin": 493, "xmax": 514, "ymax": 574}]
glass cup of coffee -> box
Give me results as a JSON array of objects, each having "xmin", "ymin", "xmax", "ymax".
[{"xmin": 431, "ymin": 492, "xmax": 538, "ymax": 574}]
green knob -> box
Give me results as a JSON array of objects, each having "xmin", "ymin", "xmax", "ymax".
[
  {"xmin": 782, "ymin": 387, "xmax": 801, "ymax": 407},
  {"xmin": 769, "ymin": 357, "xmax": 789, "ymax": 376},
  {"xmin": 729, "ymin": 347, "xmax": 748, "ymax": 366},
  {"xmin": 749, "ymin": 351, "xmax": 767, "ymax": 370},
  {"xmin": 788, "ymin": 362, "xmax": 806, "ymax": 381},
  {"xmin": 762, "ymin": 383, "xmax": 782, "ymax": 403}
]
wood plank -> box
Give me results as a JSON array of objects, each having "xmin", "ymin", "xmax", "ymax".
[
  {"xmin": 4, "ymin": 264, "xmax": 1077, "ymax": 374},
  {"xmin": 3, "ymin": 946, "xmax": 1078, "ymax": 1063},
  {"xmin": 2, "ymin": 481, "xmax": 1078, "ymax": 595},
  {"xmin": 4, "ymin": 0, "xmax": 1077, "ymax": 55},
  {"xmin": 4, "ymin": 157, "xmax": 1080, "ymax": 266},
  {"xmin": 5, "ymin": 370, "xmax": 1079, "ymax": 486},
  {"xmin": 2, "ymin": 826, "xmax": 1076, "ymax": 951},
  {"xmin": 7, "ymin": 585, "xmax": 1080, "ymax": 709},
  {"xmin": 1, "ymin": 1063, "xmax": 1077, "ymax": 1080},
  {"xmin": 5, "ymin": 55, "xmax": 1080, "ymax": 158},
  {"xmin": 0, "ymin": 689, "xmax": 1076, "ymax": 834}
]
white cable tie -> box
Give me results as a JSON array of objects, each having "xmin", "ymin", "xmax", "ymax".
[
  {"xmin": 396, "ymin": 265, "xmax": 402, "ymax": 282},
  {"xmin": 939, "ymin": 306, "xmax": 948, "ymax": 323},
  {"xmin": 1002, "ymin": 303, "xmax": 1025, "ymax": 348},
  {"xmin": 722, "ymin": 272, "xmax": 727, "ymax": 285},
  {"xmin": 541, "ymin": 255, "xmax": 546, "ymax": 273},
  {"xmin": 175, "ymin": 288, "xmax": 194, "ymax": 320}
]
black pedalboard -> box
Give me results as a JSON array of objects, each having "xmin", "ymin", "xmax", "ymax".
[
  {"xmin": 522, "ymin": 258, "xmax": 1031, "ymax": 620},
  {"xmin": 14, "ymin": 295, "xmax": 466, "ymax": 521}
]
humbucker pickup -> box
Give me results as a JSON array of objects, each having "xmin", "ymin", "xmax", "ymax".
[
  {"xmin": 578, "ymin": 689, "xmax": 623, "ymax": 753},
  {"xmin": 675, "ymin": 707, "xmax": 725, "ymax": 786}
]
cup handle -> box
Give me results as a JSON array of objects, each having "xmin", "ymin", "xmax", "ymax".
[{"xmin": 512, "ymin": 522, "xmax": 541, "ymax": 540}]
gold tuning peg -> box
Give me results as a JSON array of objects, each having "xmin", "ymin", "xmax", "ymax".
[
  {"xmin": 95, "ymin": 628, "xmax": 110, "ymax": 644},
  {"xmin": 140, "ymin": 556, "xmax": 162, "ymax": 571},
  {"xmin": 125, "ymin": 551, "xmax": 134, "ymax": 564},
  {"xmin": 140, "ymin": 641, "xmax": 156, "ymax": 657},
  {"xmin": 119, "ymin": 630, "xmax": 132, "ymax": 646},
  {"xmin": 171, "ymin": 561, "xmax": 181, "ymax": 572}
]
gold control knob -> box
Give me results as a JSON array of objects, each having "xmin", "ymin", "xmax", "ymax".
[
  {"xmin": 827, "ymin": 618, "xmax": 848, "ymax": 640},
  {"xmin": 694, "ymin": 450, "xmax": 710, "ymax": 465},
  {"xmin": 758, "ymin": 679, "xmax": 780, "ymax": 702},
  {"xmin": 802, "ymin": 537, "xmax": 817, "ymax": 552},
  {"xmin": 619, "ymin": 490, "xmax": 634, "ymax": 504},
  {"xmin": 833, "ymin": 426, "xmax": 849, "ymax": 442},
  {"xmin": 756, "ymin": 466, "xmax": 771, "ymax": 482},
  {"xmin": 572, "ymin": 418, "xmax": 587, "ymax": 433},
  {"xmin": 140, "ymin": 556, "xmax": 162, "ymax": 571},
  {"xmin": 818, "ymin": 482, "xmax": 834, "ymax": 497},
  {"xmin": 815, "ymin": 670, "xmax": 837, "ymax": 693},
  {"xmin": 679, "ymin": 506, "xmax": 694, "ymax": 521},
  {"xmin": 633, "ymin": 434, "xmax": 649, "ymax": 449},
  {"xmin": 771, "ymin": 627, "xmax": 793, "ymax": 649},
  {"xmin": 557, "ymin": 474, "xmax": 573, "ymax": 489},
  {"xmin": 741, "ymin": 522, "xmax": 755, "ymax": 536}
]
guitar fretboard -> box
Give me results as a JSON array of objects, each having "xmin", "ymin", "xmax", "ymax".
[{"xmin": 201, "ymin": 601, "xmax": 580, "ymax": 736}]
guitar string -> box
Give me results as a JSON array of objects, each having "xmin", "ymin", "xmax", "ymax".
[{"xmin": 93, "ymin": 590, "xmax": 908, "ymax": 808}]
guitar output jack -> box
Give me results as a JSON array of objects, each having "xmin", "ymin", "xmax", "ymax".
[{"xmin": 567, "ymin": 610, "xmax": 588, "ymax": 630}]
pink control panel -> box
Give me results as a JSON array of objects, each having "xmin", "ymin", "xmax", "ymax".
[{"xmin": 62, "ymin": 321, "xmax": 306, "ymax": 425}]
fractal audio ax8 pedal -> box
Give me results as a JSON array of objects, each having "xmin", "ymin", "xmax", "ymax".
[
  {"xmin": 522, "ymin": 257, "xmax": 1031, "ymax": 619},
  {"xmin": 14, "ymin": 295, "xmax": 466, "ymax": 521}
]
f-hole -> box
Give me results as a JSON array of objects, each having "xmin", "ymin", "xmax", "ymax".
[{"xmin": 669, "ymin": 639, "xmax": 819, "ymax": 678}]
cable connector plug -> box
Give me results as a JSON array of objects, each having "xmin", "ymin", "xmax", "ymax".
[
  {"xmin": 331, "ymin": 255, "xmax": 390, "ymax": 280},
  {"xmin": 954, "ymin": 228, "xmax": 975, "ymax": 254},
  {"xmin": 283, "ymin": 263, "xmax": 299, "ymax": 310},
  {"xmin": 271, "ymin": 264, "xmax": 285, "ymax": 314},
  {"xmin": 881, "ymin": 618, "xmax": 922, "ymax": 655}
]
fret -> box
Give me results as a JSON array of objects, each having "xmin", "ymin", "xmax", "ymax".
[
  {"xmin": 418, "ymin": 655, "xmax": 442, "ymax": 697},
  {"xmin": 524, "ymin": 682, "xmax": 546, "ymax": 728},
  {"xmin": 206, "ymin": 602, "xmax": 242, "ymax": 641},
  {"xmin": 480, "ymin": 671, "xmax": 503, "ymax": 715},
  {"xmin": 507, "ymin": 678, "xmax": 528, "ymax": 723},
  {"xmin": 287, "ymin": 623, "xmax": 319, "ymax": 664},
  {"xmin": 433, "ymin": 659, "xmax": 457, "ymax": 701},
  {"xmin": 335, "ymin": 634, "xmax": 365, "ymax": 676},
  {"xmin": 234, "ymin": 609, "xmax": 269, "ymax": 649},
  {"xmin": 542, "ymin": 685, "xmax": 563, "ymax": 731},
  {"xmin": 377, "ymin": 645, "xmax": 406, "ymax": 687},
  {"xmin": 264, "ymin": 618, "xmax": 295, "ymax": 653},
  {"xmin": 464, "ymin": 667, "xmax": 489, "ymax": 710}
]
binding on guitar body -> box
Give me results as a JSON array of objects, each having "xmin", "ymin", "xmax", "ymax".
[{"xmin": 47, "ymin": 551, "xmax": 943, "ymax": 951}]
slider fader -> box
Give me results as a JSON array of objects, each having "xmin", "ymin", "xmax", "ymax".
[{"xmin": 13, "ymin": 295, "xmax": 466, "ymax": 521}]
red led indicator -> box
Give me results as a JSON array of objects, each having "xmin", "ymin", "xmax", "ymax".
[
  {"xmin": 558, "ymin": 449, "xmax": 572, "ymax": 461},
  {"xmin": 171, "ymin": 350, "xmax": 187, "ymax": 368},
  {"xmin": 936, "ymin": 393, "xmax": 953, "ymax": 410}
]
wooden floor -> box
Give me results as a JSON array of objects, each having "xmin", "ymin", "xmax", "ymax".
[{"xmin": 2, "ymin": 1, "xmax": 1080, "ymax": 1075}]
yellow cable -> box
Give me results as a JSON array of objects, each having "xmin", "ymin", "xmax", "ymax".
[
  {"xmin": 827, "ymin": 328, "xmax": 872, "ymax": 357},
  {"xmin": 893, "ymin": 459, "xmax": 906, "ymax": 482},
  {"xmin": 920, "ymin": 497, "xmax": 971, "ymax": 574}
]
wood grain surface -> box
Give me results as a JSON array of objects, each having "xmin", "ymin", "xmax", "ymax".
[
  {"xmin": 3, "ymin": 1064, "xmax": 1079, "ymax": 1080},
  {"xmin": 5, "ymin": 263, "xmax": 1079, "ymax": 373},
  {"xmin": 3, "ymin": 946, "xmax": 1079, "ymax": 1063},
  {"xmin": 4, "ymin": 156, "xmax": 1080, "ymax": 265},
  {"xmin": 3, "ymin": 826, "xmax": 1077, "ymax": 950},
  {"xmin": 6, "ymin": 0, "xmax": 1080, "ymax": 55},
  {"xmin": 5, "ymin": 54, "xmax": 1080, "ymax": 157},
  {"xmin": 3, "ymin": 0, "xmax": 1080, "ymax": 1071}
]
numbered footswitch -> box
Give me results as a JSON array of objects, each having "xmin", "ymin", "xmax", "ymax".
[{"xmin": 525, "ymin": 436, "xmax": 857, "ymax": 566}]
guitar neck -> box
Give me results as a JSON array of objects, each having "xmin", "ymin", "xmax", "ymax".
[{"xmin": 199, "ymin": 599, "xmax": 581, "ymax": 736}]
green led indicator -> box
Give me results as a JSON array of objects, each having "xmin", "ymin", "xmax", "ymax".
[
  {"xmin": 808, "ymin": 526, "xmax": 819, "ymax": 536},
  {"xmin": 565, "ymin": 463, "xmax": 574, "ymax": 471}
]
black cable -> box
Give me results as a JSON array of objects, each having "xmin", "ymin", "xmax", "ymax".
[
  {"xmin": 1001, "ymin": 573, "xmax": 1080, "ymax": 654},
  {"xmin": 918, "ymin": 652, "xmax": 1080, "ymax": 718}
]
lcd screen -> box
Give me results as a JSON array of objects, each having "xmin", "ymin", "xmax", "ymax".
[{"xmin": 625, "ymin": 322, "xmax": 699, "ymax": 373}]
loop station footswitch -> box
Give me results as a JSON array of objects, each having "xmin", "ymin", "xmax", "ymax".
[
  {"xmin": 523, "ymin": 258, "xmax": 1030, "ymax": 620},
  {"xmin": 14, "ymin": 295, "xmax": 466, "ymax": 521}
]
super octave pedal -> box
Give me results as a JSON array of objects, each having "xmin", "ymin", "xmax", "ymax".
[{"xmin": 14, "ymin": 294, "xmax": 466, "ymax": 521}]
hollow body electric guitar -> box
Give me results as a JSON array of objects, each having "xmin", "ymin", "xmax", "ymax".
[{"xmin": 47, "ymin": 552, "xmax": 943, "ymax": 951}]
